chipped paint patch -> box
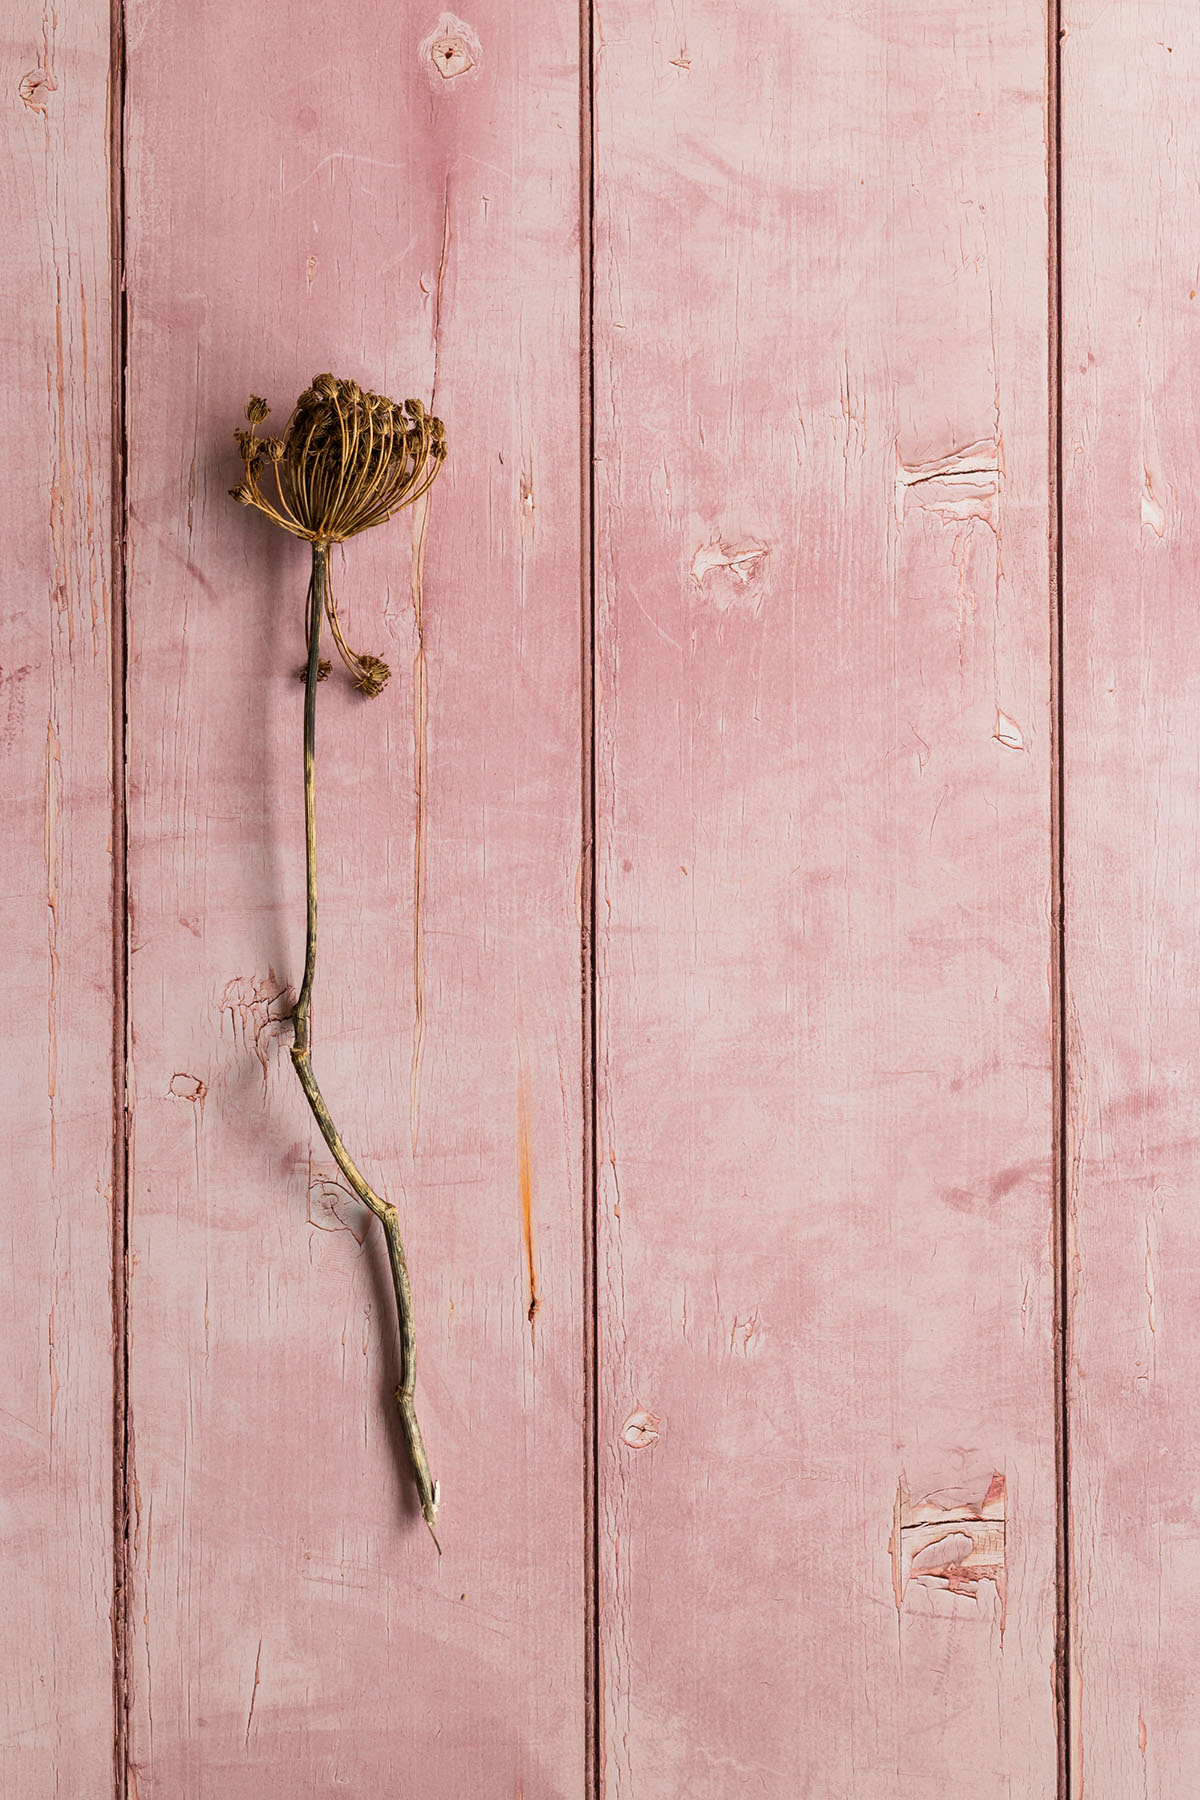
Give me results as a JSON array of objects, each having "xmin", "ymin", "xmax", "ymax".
[
  {"xmin": 621, "ymin": 1408, "xmax": 660, "ymax": 1449},
  {"xmin": 994, "ymin": 709, "xmax": 1025, "ymax": 751},
  {"xmin": 307, "ymin": 1168, "xmax": 370, "ymax": 1244},
  {"xmin": 219, "ymin": 970, "xmax": 292, "ymax": 1077},
  {"xmin": 168, "ymin": 1072, "xmax": 206, "ymax": 1103},
  {"xmin": 691, "ymin": 535, "xmax": 768, "ymax": 589},
  {"xmin": 894, "ymin": 441, "xmax": 1001, "ymax": 527},
  {"xmin": 18, "ymin": 68, "xmax": 56, "ymax": 114},
  {"xmin": 1141, "ymin": 466, "xmax": 1167, "ymax": 536},
  {"xmin": 891, "ymin": 1470, "xmax": 1006, "ymax": 1617}
]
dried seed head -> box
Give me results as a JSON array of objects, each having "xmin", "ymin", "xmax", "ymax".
[
  {"xmin": 228, "ymin": 373, "xmax": 448, "ymax": 545},
  {"xmin": 229, "ymin": 481, "xmax": 255, "ymax": 505},
  {"xmin": 354, "ymin": 655, "xmax": 391, "ymax": 698},
  {"xmin": 246, "ymin": 396, "xmax": 270, "ymax": 425}
]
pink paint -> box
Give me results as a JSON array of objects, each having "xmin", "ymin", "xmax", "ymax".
[{"xmin": 8, "ymin": 0, "xmax": 1196, "ymax": 1792}]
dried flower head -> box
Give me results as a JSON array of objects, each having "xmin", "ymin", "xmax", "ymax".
[
  {"xmin": 353, "ymin": 654, "xmax": 391, "ymax": 699},
  {"xmin": 230, "ymin": 375, "xmax": 447, "ymax": 545}
]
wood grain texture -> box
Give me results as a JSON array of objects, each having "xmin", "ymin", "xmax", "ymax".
[
  {"xmin": 0, "ymin": 1, "xmax": 117, "ymax": 1793},
  {"xmin": 592, "ymin": 3, "xmax": 1058, "ymax": 1792},
  {"xmin": 122, "ymin": 4, "xmax": 585, "ymax": 1792},
  {"xmin": 1062, "ymin": 5, "xmax": 1200, "ymax": 1791}
]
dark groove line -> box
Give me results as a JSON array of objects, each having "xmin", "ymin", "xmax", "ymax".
[
  {"xmin": 580, "ymin": 1, "xmax": 600, "ymax": 1796},
  {"xmin": 108, "ymin": 0, "xmax": 132, "ymax": 1792},
  {"xmin": 1048, "ymin": 0, "xmax": 1070, "ymax": 1793}
]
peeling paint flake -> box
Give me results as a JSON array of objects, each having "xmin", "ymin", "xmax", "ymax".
[
  {"xmin": 993, "ymin": 709, "xmax": 1025, "ymax": 751},
  {"xmin": 895, "ymin": 441, "xmax": 1002, "ymax": 527},
  {"xmin": 891, "ymin": 1470, "xmax": 1006, "ymax": 1618},
  {"xmin": 690, "ymin": 535, "xmax": 769, "ymax": 610}
]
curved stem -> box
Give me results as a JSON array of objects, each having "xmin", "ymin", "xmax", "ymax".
[{"xmin": 291, "ymin": 543, "xmax": 440, "ymax": 1544}]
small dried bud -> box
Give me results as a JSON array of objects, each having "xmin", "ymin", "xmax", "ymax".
[
  {"xmin": 312, "ymin": 373, "xmax": 339, "ymax": 399},
  {"xmin": 264, "ymin": 437, "xmax": 286, "ymax": 462},
  {"xmin": 354, "ymin": 655, "xmax": 391, "ymax": 698},
  {"xmin": 342, "ymin": 378, "xmax": 362, "ymax": 404},
  {"xmin": 296, "ymin": 659, "xmax": 332, "ymax": 682},
  {"xmin": 229, "ymin": 482, "xmax": 255, "ymax": 505},
  {"xmin": 246, "ymin": 396, "xmax": 270, "ymax": 425}
]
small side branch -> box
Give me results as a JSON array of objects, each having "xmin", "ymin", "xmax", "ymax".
[{"xmin": 291, "ymin": 544, "xmax": 440, "ymax": 1543}]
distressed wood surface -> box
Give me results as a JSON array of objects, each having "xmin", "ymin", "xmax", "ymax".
[
  {"xmin": 1062, "ymin": 5, "xmax": 1200, "ymax": 1792},
  {"xmin": 592, "ymin": 3, "xmax": 1058, "ymax": 1792},
  {"xmin": 21, "ymin": 0, "xmax": 1200, "ymax": 1786},
  {"xmin": 122, "ymin": 4, "xmax": 586, "ymax": 1792},
  {"xmin": 0, "ymin": 2, "xmax": 117, "ymax": 1794}
]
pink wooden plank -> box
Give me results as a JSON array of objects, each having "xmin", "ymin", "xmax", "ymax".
[
  {"xmin": 593, "ymin": 3, "xmax": 1059, "ymax": 1792},
  {"xmin": 0, "ymin": 2, "xmax": 117, "ymax": 1793},
  {"xmin": 1062, "ymin": 6, "xmax": 1200, "ymax": 1790},
  {"xmin": 122, "ymin": 5, "xmax": 586, "ymax": 1792}
]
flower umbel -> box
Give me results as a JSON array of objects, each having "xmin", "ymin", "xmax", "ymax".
[
  {"xmin": 231, "ymin": 374, "xmax": 447, "ymax": 544},
  {"xmin": 232, "ymin": 374, "xmax": 446, "ymax": 700}
]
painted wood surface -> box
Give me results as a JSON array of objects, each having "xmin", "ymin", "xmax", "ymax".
[
  {"xmin": 592, "ymin": 3, "xmax": 1059, "ymax": 1793},
  {"xmin": 121, "ymin": 5, "xmax": 586, "ymax": 1793},
  {"xmin": 18, "ymin": 0, "xmax": 1200, "ymax": 1790},
  {"xmin": 1062, "ymin": 6, "xmax": 1200, "ymax": 1793},
  {"xmin": 0, "ymin": 1, "xmax": 117, "ymax": 1795}
]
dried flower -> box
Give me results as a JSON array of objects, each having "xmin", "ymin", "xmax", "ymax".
[
  {"xmin": 353, "ymin": 654, "xmax": 391, "ymax": 699},
  {"xmin": 230, "ymin": 372, "xmax": 446, "ymax": 546},
  {"xmin": 228, "ymin": 373, "xmax": 446, "ymax": 1542}
]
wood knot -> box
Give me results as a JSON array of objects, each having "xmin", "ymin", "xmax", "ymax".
[
  {"xmin": 620, "ymin": 1408, "xmax": 660, "ymax": 1450},
  {"xmin": 19, "ymin": 68, "xmax": 56, "ymax": 114},
  {"xmin": 420, "ymin": 14, "xmax": 481, "ymax": 83}
]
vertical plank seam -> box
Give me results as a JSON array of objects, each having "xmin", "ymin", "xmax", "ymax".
[
  {"xmin": 108, "ymin": 0, "xmax": 132, "ymax": 1790},
  {"xmin": 580, "ymin": 0, "xmax": 600, "ymax": 1792},
  {"xmin": 1047, "ymin": 0, "xmax": 1070, "ymax": 1791}
]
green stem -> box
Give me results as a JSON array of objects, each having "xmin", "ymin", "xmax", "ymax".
[{"xmin": 291, "ymin": 543, "xmax": 440, "ymax": 1544}]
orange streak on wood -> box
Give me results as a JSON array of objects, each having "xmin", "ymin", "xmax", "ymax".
[
  {"xmin": 516, "ymin": 1020, "xmax": 538, "ymax": 1335},
  {"xmin": 44, "ymin": 717, "xmax": 60, "ymax": 1170}
]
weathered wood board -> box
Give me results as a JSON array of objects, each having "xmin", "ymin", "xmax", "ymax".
[
  {"xmin": 0, "ymin": 1, "xmax": 118, "ymax": 1794},
  {"xmin": 592, "ymin": 2, "xmax": 1059, "ymax": 1792},
  {"xmin": 121, "ymin": 4, "xmax": 587, "ymax": 1792},
  {"xmin": 1062, "ymin": 5, "xmax": 1200, "ymax": 1793}
]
